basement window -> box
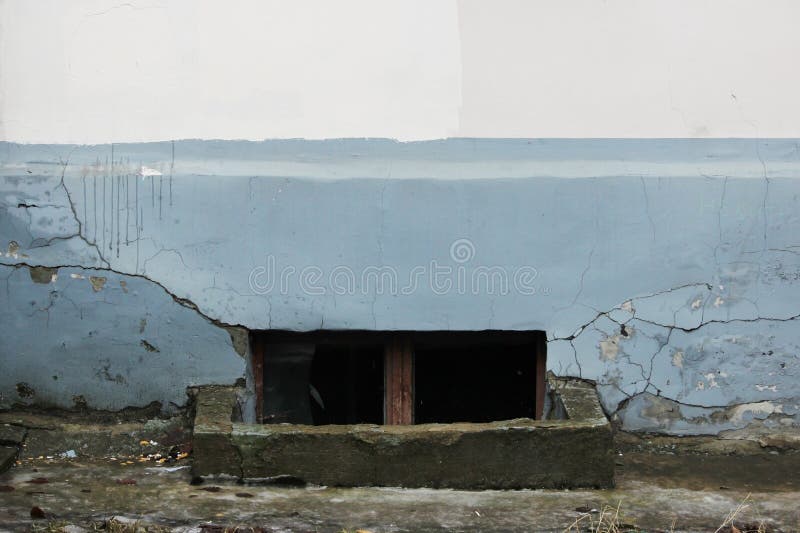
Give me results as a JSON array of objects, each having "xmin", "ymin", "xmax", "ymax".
[{"xmin": 251, "ymin": 331, "xmax": 546, "ymax": 425}]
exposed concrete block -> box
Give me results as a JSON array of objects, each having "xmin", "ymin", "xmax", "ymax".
[
  {"xmin": 192, "ymin": 386, "xmax": 242, "ymax": 478},
  {"xmin": 191, "ymin": 377, "xmax": 613, "ymax": 489}
]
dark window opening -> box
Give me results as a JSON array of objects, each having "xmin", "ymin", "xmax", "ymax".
[
  {"xmin": 309, "ymin": 343, "xmax": 384, "ymax": 425},
  {"xmin": 415, "ymin": 340, "xmax": 537, "ymax": 424},
  {"xmin": 251, "ymin": 331, "xmax": 546, "ymax": 426}
]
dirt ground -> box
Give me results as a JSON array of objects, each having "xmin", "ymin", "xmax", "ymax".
[
  {"xmin": 0, "ymin": 450, "xmax": 799, "ymax": 532},
  {"xmin": 1, "ymin": 410, "xmax": 799, "ymax": 532}
]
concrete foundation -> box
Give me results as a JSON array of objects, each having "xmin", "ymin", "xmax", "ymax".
[{"xmin": 192, "ymin": 377, "xmax": 614, "ymax": 489}]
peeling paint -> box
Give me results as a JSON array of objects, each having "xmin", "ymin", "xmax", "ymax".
[
  {"xmin": 139, "ymin": 166, "xmax": 162, "ymax": 177},
  {"xmin": 15, "ymin": 382, "xmax": 35, "ymax": 398},
  {"xmin": 140, "ymin": 339, "xmax": 160, "ymax": 353},
  {"xmin": 703, "ymin": 373, "xmax": 720, "ymax": 389},
  {"xmin": 729, "ymin": 402, "xmax": 783, "ymax": 424},
  {"xmin": 89, "ymin": 276, "xmax": 107, "ymax": 292},
  {"xmin": 671, "ymin": 351, "xmax": 684, "ymax": 369},
  {"xmin": 599, "ymin": 335, "xmax": 621, "ymax": 361},
  {"xmin": 28, "ymin": 266, "xmax": 58, "ymax": 284},
  {"xmin": 6, "ymin": 241, "xmax": 19, "ymax": 259},
  {"xmin": 224, "ymin": 326, "xmax": 250, "ymax": 358}
]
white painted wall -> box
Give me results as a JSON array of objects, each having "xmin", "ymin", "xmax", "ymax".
[{"xmin": 2, "ymin": 0, "xmax": 800, "ymax": 143}]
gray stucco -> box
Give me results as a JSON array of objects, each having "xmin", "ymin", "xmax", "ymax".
[{"xmin": 1, "ymin": 139, "xmax": 798, "ymax": 434}]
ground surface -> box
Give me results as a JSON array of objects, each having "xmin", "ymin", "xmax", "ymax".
[{"xmin": 1, "ymin": 451, "xmax": 799, "ymax": 532}]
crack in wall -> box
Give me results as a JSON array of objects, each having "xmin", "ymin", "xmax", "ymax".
[
  {"xmin": 548, "ymin": 280, "xmax": 800, "ymax": 424},
  {"xmin": 0, "ymin": 261, "xmax": 247, "ymax": 333}
]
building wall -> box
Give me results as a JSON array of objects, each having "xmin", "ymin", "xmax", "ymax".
[
  {"xmin": 1, "ymin": 139, "xmax": 799, "ymax": 434},
  {"xmin": 2, "ymin": 1, "xmax": 800, "ymax": 433},
  {"xmin": 3, "ymin": 0, "xmax": 800, "ymax": 142}
]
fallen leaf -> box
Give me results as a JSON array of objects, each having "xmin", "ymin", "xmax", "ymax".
[
  {"xmin": 30, "ymin": 506, "xmax": 46, "ymax": 519},
  {"xmin": 80, "ymin": 489, "xmax": 92, "ymax": 493},
  {"xmin": 731, "ymin": 527, "xmax": 742, "ymax": 533},
  {"xmin": 116, "ymin": 478, "xmax": 137, "ymax": 485},
  {"xmin": 235, "ymin": 492, "xmax": 254, "ymax": 498},
  {"xmin": 0, "ymin": 485, "xmax": 14, "ymax": 492},
  {"xmin": 27, "ymin": 477, "xmax": 49, "ymax": 484},
  {"xmin": 200, "ymin": 486, "xmax": 221, "ymax": 492}
]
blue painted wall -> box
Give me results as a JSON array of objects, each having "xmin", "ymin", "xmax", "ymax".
[{"xmin": 1, "ymin": 140, "xmax": 798, "ymax": 434}]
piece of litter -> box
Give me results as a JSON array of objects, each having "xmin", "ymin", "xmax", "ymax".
[{"xmin": 60, "ymin": 450, "xmax": 77, "ymax": 459}]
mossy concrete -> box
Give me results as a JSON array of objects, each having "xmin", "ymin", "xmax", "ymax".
[
  {"xmin": 192, "ymin": 386, "xmax": 242, "ymax": 478},
  {"xmin": 192, "ymin": 378, "xmax": 614, "ymax": 489}
]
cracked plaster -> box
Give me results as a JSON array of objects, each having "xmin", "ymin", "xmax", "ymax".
[{"xmin": 1, "ymin": 139, "xmax": 799, "ymax": 434}]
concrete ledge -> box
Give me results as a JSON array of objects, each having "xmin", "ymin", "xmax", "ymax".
[{"xmin": 191, "ymin": 377, "xmax": 613, "ymax": 489}]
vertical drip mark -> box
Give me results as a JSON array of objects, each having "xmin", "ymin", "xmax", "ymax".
[
  {"xmin": 93, "ymin": 175, "xmax": 97, "ymax": 244},
  {"xmin": 109, "ymin": 162, "xmax": 114, "ymax": 253},
  {"xmin": 103, "ymin": 157, "xmax": 107, "ymax": 253},
  {"xmin": 169, "ymin": 140, "xmax": 174, "ymax": 207},
  {"xmin": 116, "ymin": 174, "xmax": 121, "ymax": 258},
  {"xmin": 136, "ymin": 206, "xmax": 142, "ymax": 275},
  {"xmin": 135, "ymin": 166, "xmax": 139, "ymax": 269},
  {"xmin": 125, "ymin": 174, "xmax": 130, "ymax": 245},
  {"xmin": 159, "ymin": 175, "xmax": 163, "ymax": 220},
  {"xmin": 82, "ymin": 176, "xmax": 87, "ymax": 239},
  {"xmin": 110, "ymin": 145, "xmax": 114, "ymax": 252},
  {"xmin": 151, "ymin": 174, "xmax": 155, "ymax": 208}
]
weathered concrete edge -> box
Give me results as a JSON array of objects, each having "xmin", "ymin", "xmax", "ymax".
[
  {"xmin": 191, "ymin": 378, "xmax": 613, "ymax": 488},
  {"xmin": 191, "ymin": 386, "xmax": 242, "ymax": 478},
  {"xmin": 548, "ymin": 375, "xmax": 610, "ymax": 425}
]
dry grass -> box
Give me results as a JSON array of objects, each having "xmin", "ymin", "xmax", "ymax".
[
  {"xmin": 564, "ymin": 501, "xmax": 639, "ymax": 532},
  {"xmin": 562, "ymin": 494, "xmax": 772, "ymax": 533}
]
